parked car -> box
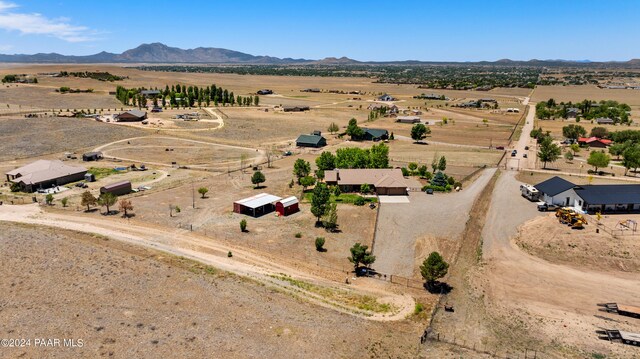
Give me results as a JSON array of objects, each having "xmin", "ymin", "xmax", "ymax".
[
  {"xmin": 537, "ymin": 202, "xmax": 560, "ymax": 212},
  {"xmin": 524, "ymin": 146, "xmax": 529, "ymax": 150},
  {"xmin": 283, "ymin": 151, "xmax": 292, "ymax": 156},
  {"xmin": 425, "ymin": 188, "xmax": 434, "ymax": 195},
  {"xmin": 523, "ymin": 153, "xmax": 528, "ymax": 158}
]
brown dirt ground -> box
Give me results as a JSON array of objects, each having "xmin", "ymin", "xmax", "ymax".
[
  {"xmin": 515, "ymin": 214, "xmax": 640, "ymax": 273},
  {"xmin": 0, "ymin": 222, "xmax": 425, "ymax": 359}
]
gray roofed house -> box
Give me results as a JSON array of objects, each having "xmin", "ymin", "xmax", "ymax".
[
  {"xmin": 363, "ymin": 128, "xmax": 389, "ymax": 141},
  {"xmin": 116, "ymin": 109, "xmax": 147, "ymax": 122},
  {"xmin": 6, "ymin": 160, "xmax": 87, "ymax": 192},
  {"xmin": 566, "ymin": 107, "xmax": 580, "ymax": 118},
  {"xmin": 378, "ymin": 94, "xmax": 395, "ymax": 101},
  {"xmin": 575, "ymin": 185, "xmax": 640, "ymax": 206},
  {"xmin": 296, "ymin": 134, "xmax": 326, "ymax": 148},
  {"xmin": 595, "ymin": 117, "xmax": 615, "ymax": 125},
  {"xmin": 534, "ymin": 176, "xmax": 576, "ymax": 197}
]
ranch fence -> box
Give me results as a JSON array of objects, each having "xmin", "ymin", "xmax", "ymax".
[
  {"xmin": 584, "ymin": 214, "xmax": 640, "ymax": 237},
  {"xmin": 422, "ymin": 329, "xmax": 545, "ymax": 359}
]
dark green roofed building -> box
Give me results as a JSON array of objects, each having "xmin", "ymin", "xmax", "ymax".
[
  {"xmin": 363, "ymin": 128, "xmax": 389, "ymax": 141},
  {"xmin": 296, "ymin": 134, "xmax": 326, "ymax": 148}
]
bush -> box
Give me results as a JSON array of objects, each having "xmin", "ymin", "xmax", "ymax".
[
  {"xmin": 446, "ymin": 176, "xmax": 455, "ymax": 185},
  {"xmin": 227, "ymin": 251, "xmax": 233, "ymax": 257},
  {"xmin": 315, "ymin": 237, "xmax": 325, "ymax": 251},
  {"xmin": 414, "ymin": 302, "xmax": 424, "ymax": 315},
  {"xmin": 401, "ymin": 167, "xmax": 410, "ymax": 176},
  {"xmin": 422, "ymin": 185, "xmax": 451, "ymax": 192},
  {"xmin": 294, "ymin": 232, "xmax": 302, "ymax": 238},
  {"xmin": 240, "ymin": 219, "xmax": 247, "ymax": 232},
  {"xmin": 354, "ymin": 196, "xmax": 366, "ymax": 206}
]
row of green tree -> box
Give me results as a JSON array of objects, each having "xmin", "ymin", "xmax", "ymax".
[
  {"xmin": 536, "ymin": 98, "xmax": 631, "ymax": 124},
  {"xmin": 114, "ymin": 83, "xmax": 259, "ymax": 108},
  {"xmin": 58, "ymin": 71, "xmax": 126, "ymax": 82}
]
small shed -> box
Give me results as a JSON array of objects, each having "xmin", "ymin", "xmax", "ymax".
[
  {"xmin": 276, "ymin": 196, "xmax": 299, "ymax": 216},
  {"xmin": 82, "ymin": 151, "xmax": 103, "ymax": 162},
  {"xmin": 233, "ymin": 193, "xmax": 282, "ymax": 217},
  {"xmin": 396, "ymin": 116, "xmax": 421, "ymax": 124},
  {"xmin": 100, "ymin": 180, "xmax": 132, "ymax": 196},
  {"xmin": 84, "ymin": 173, "xmax": 95, "ymax": 182}
]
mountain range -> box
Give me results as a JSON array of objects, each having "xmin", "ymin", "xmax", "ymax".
[{"xmin": 0, "ymin": 43, "xmax": 638, "ymax": 66}]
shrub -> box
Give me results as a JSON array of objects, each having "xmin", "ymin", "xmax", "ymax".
[
  {"xmin": 61, "ymin": 197, "xmax": 68, "ymax": 207},
  {"xmin": 414, "ymin": 302, "xmax": 424, "ymax": 315},
  {"xmin": 447, "ymin": 176, "xmax": 455, "ymax": 185},
  {"xmin": 401, "ymin": 167, "xmax": 410, "ymax": 176},
  {"xmin": 422, "ymin": 185, "xmax": 451, "ymax": 192},
  {"xmin": 227, "ymin": 251, "xmax": 233, "ymax": 257},
  {"xmin": 294, "ymin": 232, "xmax": 302, "ymax": 238},
  {"xmin": 315, "ymin": 237, "xmax": 325, "ymax": 251},
  {"xmin": 354, "ymin": 196, "xmax": 366, "ymax": 206},
  {"xmin": 45, "ymin": 193, "xmax": 54, "ymax": 205},
  {"xmin": 240, "ymin": 219, "xmax": 247, "ymax": 232}
]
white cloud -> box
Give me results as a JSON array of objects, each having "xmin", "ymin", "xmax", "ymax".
[{"xmin": 0, "ymin": 1, "xmax": 98, "ymax": 42}]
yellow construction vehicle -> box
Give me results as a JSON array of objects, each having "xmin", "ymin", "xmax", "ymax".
[{"xmin": 555, "ymin": 207, "xmax": 588, "ymax": 229}]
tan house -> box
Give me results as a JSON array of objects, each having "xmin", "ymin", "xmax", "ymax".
[
  {"xmin": 325, "ymin": 168, "xmax": 407, "ymax": 195},
  {"xmin": 6, "ymin": 160, "xmax": 87, "ymax": 192}
]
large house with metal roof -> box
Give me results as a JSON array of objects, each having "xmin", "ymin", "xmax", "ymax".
[
  {"xmin": 116, "ymin": 109, "xmax": 147, "ymax": 122},
  {"xmin": 296, "ymin": 134, "xmax": 326, "ymax": 148},
  {"xmin": 534, "ymin": 176, "xmax": 640, "ymax": 213},
  {"xmin": 6, "ymin": 160, "xmax": 87, "ymax": 192}
]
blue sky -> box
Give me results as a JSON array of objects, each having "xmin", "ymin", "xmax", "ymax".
[{"xmin": 0, "ymin": 0, "xmax": 638, "ymax": 61}]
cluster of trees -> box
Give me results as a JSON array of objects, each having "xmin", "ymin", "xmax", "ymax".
[
  {"xmin": 368, "ymin": 106, "xmax": 388, "ymax": 121},
  {"xmin": 2, "ymin": 74, "xmax": 37, "ymax": 83},
  {"xmin": 57, "ymin": 87, "xmax": 93, "ymax": 93},
  {"xmin": 136, "ymin": 65, "xmax": 541, "ymax": 89},
  {"xmin": 57, "ymin": 71, "xmax": 126, "ymax": 82},
  {"xmin": 536, "ymin": 98, "xmax": 631, "ymax": 124},
  {"xmin": 115, "ymin": 83, "xmax": 259, "ymax": 109},
  {"xmin": 334, "ymin": 144, "xmax": 389, "ymax": 170},
  {"xmin": 80, "ymin": 191, "xmax": 133, "ymax": 217}
]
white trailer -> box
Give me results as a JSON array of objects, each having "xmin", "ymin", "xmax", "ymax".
[{"xmin": 520, "ymin": 184, "xmax": 540, "ymax": 201}]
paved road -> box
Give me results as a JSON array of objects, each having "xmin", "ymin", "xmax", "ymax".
[{"xmin": 373, "ymin": 168, "xmax": 496, "ymax": 277}]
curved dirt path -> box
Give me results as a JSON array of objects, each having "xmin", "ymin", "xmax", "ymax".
[
  {"xmin": 0, "ymin": 204, "xmax": 413, "ymax": 322},
  {"xmin": 93, "ymin": 136, "xmax": 265, "ymax": 169}
]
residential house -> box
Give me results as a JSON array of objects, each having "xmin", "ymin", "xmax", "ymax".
[
  {"xmin": 596, "ymin": 117, "xmax": 615, "ymax": 125},
  {"xmin": 325, "ymin": 168, "xmax": 407, "ymax": 195},
  {"xmin": 362, "ymin": 128, "xmax": 389, "ymax": 141},
  {"xmin": 116, "ymin": 109, "xmax": 147, "ymax": 122},
  {"xmin": 296, "ymin": 134, "xmax": 326, "ymax": 148},
  {"xmin": 578, "ymin": 137, "xmax": 612, "ymax": 148},
  {"xmin": 377, "ymin": 94, "xmax": 396, "ymax": 101},
  {"xmin": 6, "ymin": 160, "xmax": 87, "ymax": 192}
]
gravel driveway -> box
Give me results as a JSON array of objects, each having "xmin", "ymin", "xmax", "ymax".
[{"xmin": 372, "ymin": 168, "xmax": 496, "ymax": 277}]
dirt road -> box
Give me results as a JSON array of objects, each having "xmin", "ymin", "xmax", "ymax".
[{"xmin": 0, "ymin": 204, "xmax": 413, "ymax": 322}]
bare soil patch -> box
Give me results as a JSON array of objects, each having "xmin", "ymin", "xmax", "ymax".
[
  {"xmin": 0, "ymin": 222, "xmax": 422, "ymax": 358},
  {"xmin": 516, "ymin": 215, "xmax": 640, "ymax": 272}
]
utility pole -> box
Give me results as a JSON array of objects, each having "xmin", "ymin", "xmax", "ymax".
[{"xmin": 192, "ymin": 182, "xmax": 195, "ymax": 209}]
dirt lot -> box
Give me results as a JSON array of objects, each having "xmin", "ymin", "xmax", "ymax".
[
  {"xmin": 0, "ymin": 83, "xmax": 121, "ymax": 110},
  {"xmin": 0, "ymin": 116, "xmax": 147, "ymax": 161},
  {"xmin": 516, "ymin": 214, "xmax": 640, "ymax": 272},
  {"xmin": 0, "ymin": 222, "xmax": 424, "ymax": 358}
]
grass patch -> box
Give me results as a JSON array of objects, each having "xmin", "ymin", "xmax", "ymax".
[
  {"xmin": 271, "ymin": 274, "xmax": 394, "ymax": 314},
  {"xmin": 88, "ymin": 167, "xmax": 120, "ymax": 179},
  {"xmin": 302, "ymin": 192, "xmax": 377, "ymax": 205},
  {"xmin": 414, "ymin": 302, "xmax": 424, "ymax": 315}
]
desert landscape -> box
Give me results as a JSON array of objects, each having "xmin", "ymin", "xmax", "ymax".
[{"xmin": 1, "ymin": 2, "xmax": 640, "ymax": 358}]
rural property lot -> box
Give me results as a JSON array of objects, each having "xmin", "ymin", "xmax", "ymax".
[
  {"xmin": 0, "ymin": 222, "xmax": 421, "ymax": 359},
  {"xmin": 431, "ymin": 171, "xmax": 640, "ymax": 358}
]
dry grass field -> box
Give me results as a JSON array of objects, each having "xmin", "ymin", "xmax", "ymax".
[
  {"xmin": 0, "ymin": 222, "xmax": 423, "ymax": 359},
  {"xmin": 0, "ymin": 116, "xmax": 147, "ymax": 161}
]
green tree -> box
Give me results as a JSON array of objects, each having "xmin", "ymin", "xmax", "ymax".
[
  {"xmin": 61, "ymin": 197, "xmax": 68, "ymax": 207},
  {"xmin": 417, "ymin": 165, "xmax": 428, "ymax": 178},
  {"xmin": 562, "ymin": 124, "xmax": 586, "ymax": 141},
  {"xmin": 335, "ymin": 147, "xmax": 370, "ymax": 169},
  {"xmin": 622, "ymin": 144, "xmax": 640, "ymax": 176},
  {"xmin": 251, "ymin": 171, "xmax": 266, "ymax": 188},
  {"xmin": 590, "ymin": 126, "xmax": 609, "ymax": 138},
  {"xmin": 408, "ymin": 162, "xmax": 418, "ymax": 172},
  {"xmin": 322, "ymin": 204, "xmax": 338, "ymax": 232},
  {"xmin": 369, "ymin": 143, "xmax": 389, "ymax": 168},
  {"xmin": 348, "ymin": 243, "xmax": 376, "ymax": 273},
  {"xmin": 431, "ymin": 171, "xmax": 448, "ymax": 187},
  {"xmin": 299, "ymin": 176, "xmax": 316, "ymax": 191},
  {"xmin": 310, "ymin": 183, "xmax": 330, "ymax": 224},
  {"xmin": 81, "ymin": 191, "xmax": 97, "ymax": 212},
  {"xmin": 253, "ymin": 95, "xmax": 259, "ymax": 106},
  {"xmin": 327, "ymin": 122, "xmax": 339, "ymax": 134},
  {"xmin": 564, "ymin": 151, "xmax": 574, "ymax": 162},
  {"xmin": 587, "ymin": 151, "xmax": 610, "ymax": 172},
  {"xmin": 360, "ymin": 183, "xmax": 371, "ymax": 194},
  {"xmin": 538, "ymin": 136, "xmax": 561, "ymax": 169},
  {"xmin": 438, "ymin": 156, "xmax": 447, "ymax": 171},
  {"xmin": 420, "ymin": 252, "xmax": 449, "ymax": 289},
  {"xmin": 293, "ymin": 159, "xmax": 311, "ymax": 183},
  {"xmin": 97, "ymin": 192, "xmax": 118, "ymax": 214},
  {"xmin": 411, "ymin": 123, "xmax": 429, "ymax": 142},
  {"xmin": 608, "ymin": 143, "xmax": 625, "ymax": 160},
  {"xmin": 315, "ymin": 237, "xmax": 326, "ymax": 251},
  {"xmin": 570, "ymin": 143, "xmax": 581, "ymax": 156},
  {"xmin": 45, "ymin": 193, "xmax": 54, "ymax": 205},
  {"xmin": 240, "ymin": 219, "xmax": 247, "ymax": 232},
  {"xmin": 346, "ymin": 118, "xmax": 364, "ymax": 140},
  {"xmin": 316, "ymin": 151, "xmax": 336, "ymax": 171},
  {"xmin": 420, "ymin": 252, "xmax": 449, "ymax": 288},
  {"xmin": 198, "ymin": 187, "xmax": 209, "ymax": 198}
]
